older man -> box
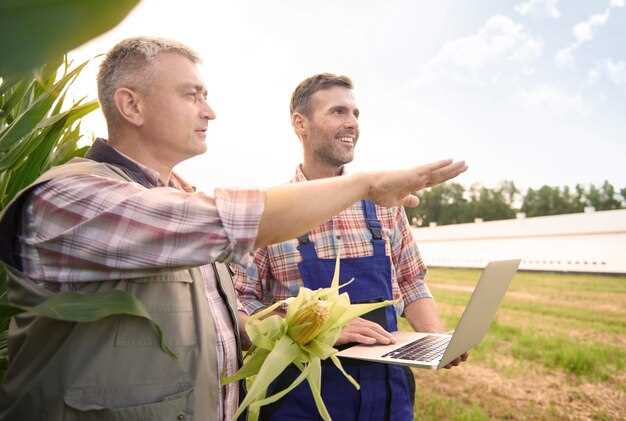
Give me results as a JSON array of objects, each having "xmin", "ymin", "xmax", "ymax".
[
  {"xmin": 0, "ymin": 39, "xmax": 466, "ymax": 421},
  {"xmin": 234, "ymin": 73, "xmax": 467, "ymax": 421}
]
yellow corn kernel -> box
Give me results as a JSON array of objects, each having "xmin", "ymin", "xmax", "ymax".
[{"xmin": 288, "ymin": 300, "xmax": 330, "ymax": 345}]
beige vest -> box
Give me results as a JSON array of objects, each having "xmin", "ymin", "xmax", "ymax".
[{"xmin": 0, "ymin": 158, "xmax": 243, "ymax": 421}]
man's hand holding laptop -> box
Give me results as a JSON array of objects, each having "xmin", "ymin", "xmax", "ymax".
[{"xmin": 335, "ymin": 317, "xmax": 469, "ymax": 369}]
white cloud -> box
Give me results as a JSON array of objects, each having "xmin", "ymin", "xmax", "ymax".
[
  {"xmin": 556, "ymin": 2, "xmax": 622, "ymax": 68},
  {"xmin": 606, "ymin": 60, "xmax": 626, "ymax": 87},
  {"xmin": 416, "ymin": 15, "xmax": 542, "ymax": 86},
  {"xmin": 585, "ymin": 60, "xmax": 626, "ymax": 91},
  {"xmin": 515, "ymin": 0, "xmax": 561, "ymax": 19},
  {"xmin": 573, "ymin": 11, "xmax": 609, "ymax": 43},
  {"xmin": 555, "ymin": 46, "xmax": 575, "ymax": 67},
  {"xmin": 587, "ymin": 66, "xmax": 601, "ymax": 84},
  {"xmin": 514, "ymin": 85, "xmax": 589, "ymax": 116}
]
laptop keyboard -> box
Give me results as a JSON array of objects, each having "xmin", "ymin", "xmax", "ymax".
[{"xmin": 381, "ymin": 335, "xmax": 450, "ymax": 362}]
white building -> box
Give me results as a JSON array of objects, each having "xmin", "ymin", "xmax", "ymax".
[{"xmin": 410, "ymin": 209, "xmax": 626, "ymax": 274}]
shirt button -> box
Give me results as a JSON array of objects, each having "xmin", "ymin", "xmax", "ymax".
[{"xmin": 177, "ymin": 414, "xmax": 185, "ymax": 420}]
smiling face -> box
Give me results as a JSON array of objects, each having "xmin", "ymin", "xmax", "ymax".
[
  {"xmin": 300, "ymin": 86, "xmax": 360, "ymax": 170},
  {"xmin": 139, "ymin": 52, "xmax": 215, "ymax": 166}
]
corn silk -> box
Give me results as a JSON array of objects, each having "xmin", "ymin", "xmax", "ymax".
[{"xmin": 222, "ymin": 252, "xmax": 396, "ymax": 421}]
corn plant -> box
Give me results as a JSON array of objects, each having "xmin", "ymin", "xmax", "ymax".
[
  {"xmin": 0, "ymin": 0, "xmax": 140, "ymax": 78},
  {"xmin": 0, "ymin": 56, "xmax": 99, "ymax": 376}
]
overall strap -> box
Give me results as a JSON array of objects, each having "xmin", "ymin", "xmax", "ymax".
[
  {"xmin": 296, "ymin": 233, "xmax": 319, "ymax": 260},
  {"xmin": 361, "ymin": 200, "xmax": 386, "ymax": 256}
]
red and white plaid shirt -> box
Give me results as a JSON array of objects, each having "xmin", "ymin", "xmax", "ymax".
[
  {"xmin": 234, "ymin": 165, "xmax": 431, "ymax": 317},
  {"xmin": 18, "ymin": 142, "xmax": 264, "ymax": 421}
]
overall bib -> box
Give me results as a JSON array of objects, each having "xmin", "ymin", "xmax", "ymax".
[{"xmin": 261, "ymin": 201, "xmax": 415, "ymax": 421}]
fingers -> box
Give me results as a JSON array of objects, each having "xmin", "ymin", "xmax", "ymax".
[
  {"xmin": 400, "ymin": 194, "xmax": 420, "ymax": 208},
  {"xmin": 443, "ymin": 352, "xmax": 469, "ymax": 369},
  {"xmin": 335, "ymin": 317, "xmax": 396, "ymax": 346},
  {"xmin": 428, "ymin": 161, "xmax": 468, "ymax": 186},
  {"xmin": 366, "ymin": 160, "xmax": 467, "ymax": 208},
  {"xmin": 418, "ymin": 159, "xmax": 454, "ymax": 172}
]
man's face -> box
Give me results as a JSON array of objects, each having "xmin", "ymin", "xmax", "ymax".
[
  {"xmin": 139, "ymin": 53, "xmax": 215, "ymax": 165},
  {"xmin": 303, "ymin": 86, "xmax": 360, "ymax": 168}
]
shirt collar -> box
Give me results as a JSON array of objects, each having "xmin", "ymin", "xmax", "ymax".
[
  {"xmin": 293, "ymin": 164, "xmax": 347, "ymax": 183},
  {"xmin": 85, "ymin": 139, "xmax": 194, "ymax": 191}
]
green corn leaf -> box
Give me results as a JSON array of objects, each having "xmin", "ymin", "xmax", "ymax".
[
  {"xmin": 250, "ymin": 299, "xmax": 285, "ymax": 321},
  {"xmin": 0, "ymin": 89, "xmax": 55, "ymax": 154},
  {"xmin": 247, "ymin": 362, "xmax": 312, "ymax": 421},
  {"xmin": 0, "ymin": 0, "xmax": 140, "ymax": 78},
  {"xmin": 1, "ymin": 290, "xmax": 176, "ymax": 359},
  {"xmin": 35, "ymin": 56, "xmax": 64, "ymax": 93},
  {"xmin": 221, "ymin": 347, "xmax": 270, "ymax": 385},
  {"xmin": 47, "ymin": 125, "xmax": 81, "ymax": 168},
  {"xmin": 49, "ymin": 131, "xmax": 88, "ymax": 167},
  {"xmin": 0, "ymin": 304, "xmax": 22, "ymax": 319},
  {"xmin": 0, "ymin": 131, "xmax": 43, "ymax": 171},
  {"xmin": 1, "ymin": 80, "xmax": 32, "ymax": 120},
  {"xmin": 0, "ymin": 75, "xmax": 22, "ymax": 97},
  {"xmin": 246, "ymin": 314, "xmax": 285, "ymax": 351},
  {"xmin": 307, "ymin": 338, "xmax": 338, "ymax": 360},
  {"xmin": 3, "ymin": 118, "xmax": 67, "ymax": 197},
  {"xmin": 333, "ymin": 300, "xmax": 397, "ymax": 327},
  {"xmin": 306, "ymin": 356, "xmax": 332, "ymax": 421},
  {"xmin": 50, "ymin": 89, "xmax": 67, "ymax": 117},
  {"xmin": 233, "ymin": 335, "xmax": 301, "ymax": 421},
  {"xmin": 0, "ymin": 56, "xmax": 91, "ymax": 156},
  {"xmin": 330, "ymin": 354, "xmax": 359, "ymax": 390},
  {"xmin": 38, "ymin": 99, "xmax": 98, "ymax": 131}
]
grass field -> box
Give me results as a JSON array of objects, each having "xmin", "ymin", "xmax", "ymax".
[{"xmin": 398, "ymin": 268, "xmax": 626, "ymax": 421}]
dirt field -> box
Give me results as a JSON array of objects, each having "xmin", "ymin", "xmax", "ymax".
[{"xmin": 400, "ymin": 268, "xmax": 626, "ymax": 421}]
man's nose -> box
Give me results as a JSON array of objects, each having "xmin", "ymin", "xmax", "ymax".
[
  {"xmin": 345, "ymin": 113, "xmax": 358, "ymax": 130},
  {"xmin": 200, "ymin": 102, "xmax": 216, "ymax": 120}
]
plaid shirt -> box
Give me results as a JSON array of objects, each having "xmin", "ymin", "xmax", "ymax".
[
  {"xmin": 18, "ymin": 140, "xmax": 264, "ymax": 421},
  {"xmin": 234, "ymin": 165, "xmax": 431, "ymax": 318}
]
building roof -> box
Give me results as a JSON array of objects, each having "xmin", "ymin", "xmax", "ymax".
[{"xmin": 411, "ymin": 209, "xmax": 626, "ymax": 241}]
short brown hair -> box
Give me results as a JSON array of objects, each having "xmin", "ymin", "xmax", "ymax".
[{"xmin": 290, "ymin": 73, "xmax": 353, "ymax": 116}]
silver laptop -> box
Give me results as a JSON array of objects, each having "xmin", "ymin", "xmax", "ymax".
[{"xmin": 337, "ymin": 259, "xmax": 520, "ymax": 369}]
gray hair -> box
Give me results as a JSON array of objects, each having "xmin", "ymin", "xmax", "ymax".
[{"xmin": 97, "ymin": 36, "xmax": 201, "ymax": 125}]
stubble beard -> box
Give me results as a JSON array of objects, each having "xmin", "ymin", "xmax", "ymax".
[{"xmin": 310, "ymin": 127, "xmax": 356, "ymax": 169}]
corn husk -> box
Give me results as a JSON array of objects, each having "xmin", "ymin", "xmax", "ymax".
[{"xmin": 222, "ymin": 251, "xmax": 396, "ymax": 421}]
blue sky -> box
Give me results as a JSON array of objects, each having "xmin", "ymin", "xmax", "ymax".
[{"xmin": 71, "ymin": 0, "xmax": 626, "ymax": 192}]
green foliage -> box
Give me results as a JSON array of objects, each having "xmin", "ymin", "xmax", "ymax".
[
  {"xmin": 414, "ymin": 391, "xmax": 490, "ymax": 421},
  {"xmin": 0, "ymin": 58, "xmax": 98, "ymax": 208},
  {"xmin": 0, "ymin": 290, "xmax": 176, "ymax": 359},
  {"xmin": 511, "ymin": 332, "xmax": 625, "ymax": 380},
  {"xmin": 0, "ymin": 0, "xmax": 140, "ymax": 78},
  {"xmin": 0, "ymin": 57, "xmax": 99, "ymax": 378},
  {"xmin": 407, "ymin": 180, "xmax": 626, "ymax": 227}
]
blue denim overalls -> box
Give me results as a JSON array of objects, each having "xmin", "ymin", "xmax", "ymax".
[{"xmin": 261, "ymin": 200, "xmax": 414, "ymax": 421}]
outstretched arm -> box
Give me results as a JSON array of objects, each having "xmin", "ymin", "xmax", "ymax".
[{"xmin": 256, "ymin": 159, "xmax": 467, "ymax": 248}]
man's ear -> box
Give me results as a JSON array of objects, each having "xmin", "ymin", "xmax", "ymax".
[
  {"xmin": 292, "ymin": 112, "xmax": 308, "ymax": 139},
  {"xmin": 113, "ymin": 87, "xmax": 144, "ymax": 127}
]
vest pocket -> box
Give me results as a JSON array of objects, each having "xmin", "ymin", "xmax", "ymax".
[{"xmin": 63, "ymin": 387, "xmax": 193, "ymax": 421}]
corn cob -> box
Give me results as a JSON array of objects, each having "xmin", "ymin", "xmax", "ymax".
[{"xmin": 288, "ymin": 299, "xmax": 330, "ymax": 345}]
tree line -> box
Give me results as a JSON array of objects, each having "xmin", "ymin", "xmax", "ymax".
[{"xmin": 405, "ymin": 180, "xmax": 626, "ymax": 227}]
